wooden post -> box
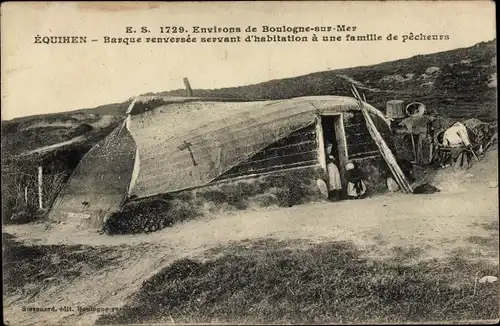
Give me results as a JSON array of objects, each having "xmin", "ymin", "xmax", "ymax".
[
  {"xmin": 410, "ymin": 133, "xmax": 417, "ymax": 162},
  {"xmin": 315, "ymin": 116, "xmax": 327, "ymax": 173},
  {"xmin": 470, "ymin": 147, "xmax": 480, "ymax": 161},
  {"xmin": 38, "ymin": 166, "xmax": 43, "ymax": 209},
  {"xmin": 417, "ymin": 132, "xmax": 424, "ymax": 164},
  {"xmin": 183, "ymin": 78, "xmax": 193, "ymax": 97}
]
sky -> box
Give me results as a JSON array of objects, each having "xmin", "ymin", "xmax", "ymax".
[{"xmin": 1, "ymin": 1, "xmax": 496, "ymax": 120}]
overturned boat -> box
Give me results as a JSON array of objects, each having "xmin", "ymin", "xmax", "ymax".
[{"xmin": 49, "ymin": 95, "xmax": 396, "ymax": 227}]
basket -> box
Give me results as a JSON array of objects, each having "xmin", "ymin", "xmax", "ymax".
[{"xmin": 405, "ymin": 102, "xmax": 426, "ymax": 117}]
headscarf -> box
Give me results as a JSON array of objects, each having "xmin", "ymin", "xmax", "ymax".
[
  {"xmin": 325, "ymin": 142, "xmax": 333, "ymax": 155},
  {"xmin": 345, "ymin": 162, "xmax": 362, "ymax": 183},
  {"xmin": 326, "ymin": 154, "xmax": 336, "ymax": 164}
]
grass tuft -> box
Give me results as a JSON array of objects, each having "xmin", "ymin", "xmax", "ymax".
[
  {"xmin": 2, "ymin": 233, "xmax": 123, "ymax": 297},
  {"xmin": 390, "ymin": 246, "xmax": 426, "ymax": 263},
  {"xmin": 467, "ymin": 235, "xmax": 500, "ymax": 250},
  {"xmin": 481, "ymin": 220, "xmax": 499, "ymax": 232}
]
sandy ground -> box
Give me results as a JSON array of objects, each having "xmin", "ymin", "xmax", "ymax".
[{"xmin": 3, "ymin": 149, "xmax": 498, "ymax": 326}]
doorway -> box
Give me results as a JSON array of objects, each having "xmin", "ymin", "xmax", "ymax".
[{"xmin": 319, "ymin": 114, "xmax": 348, "ymax": 189}]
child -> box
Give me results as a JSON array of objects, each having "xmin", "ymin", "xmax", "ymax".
[{"xmin": 345, "ymin": 162, "xmax": 367, "ymax": 199}]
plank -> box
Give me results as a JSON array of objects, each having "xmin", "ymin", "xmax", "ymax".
[{"xmin": 351, "ymin": 85, "xmax": 413, "ymax": 193}]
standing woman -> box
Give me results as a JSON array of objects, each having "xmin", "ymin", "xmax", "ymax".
[
  {"xmin": 326, "ymin": 155, "xmax": 342, "ymax": 201},
  {"xmin": 325, "ymin": 142, "xmax": 342, "ymax": 201},
  {"xmin": 345, "ymin": 162, "xmax": 367, "ymax": 199}
]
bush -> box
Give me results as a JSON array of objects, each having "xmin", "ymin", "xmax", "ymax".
[{"xmin": 103, "ymin": 197, "xmax": 201, "ymax": 235}]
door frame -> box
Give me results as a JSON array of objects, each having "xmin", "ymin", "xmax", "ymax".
[{"xmin": 316, "ymin": 113, "xmax": 349, "ymax": 188}]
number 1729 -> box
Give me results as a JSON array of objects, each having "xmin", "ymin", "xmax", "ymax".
[{"xmin": 160, "ymin": 26, "xmax": 186, "ymax": 33}]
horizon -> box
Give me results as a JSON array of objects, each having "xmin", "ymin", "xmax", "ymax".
[
  {"xmin": 1, "ymin": 1, "xmax": 496, "ymax": 120},
  {"xmin": 3, "ymin": 39, "xmax": 496, "ymax": 122},
  {"xmin": 3, "ymin": 39, "xmax": 495, "ymax": 122}
]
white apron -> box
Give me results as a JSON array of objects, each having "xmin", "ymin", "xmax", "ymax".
[{"xmin": 327, "ymin": 162, "xmax": 342, "ymax": 191}]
